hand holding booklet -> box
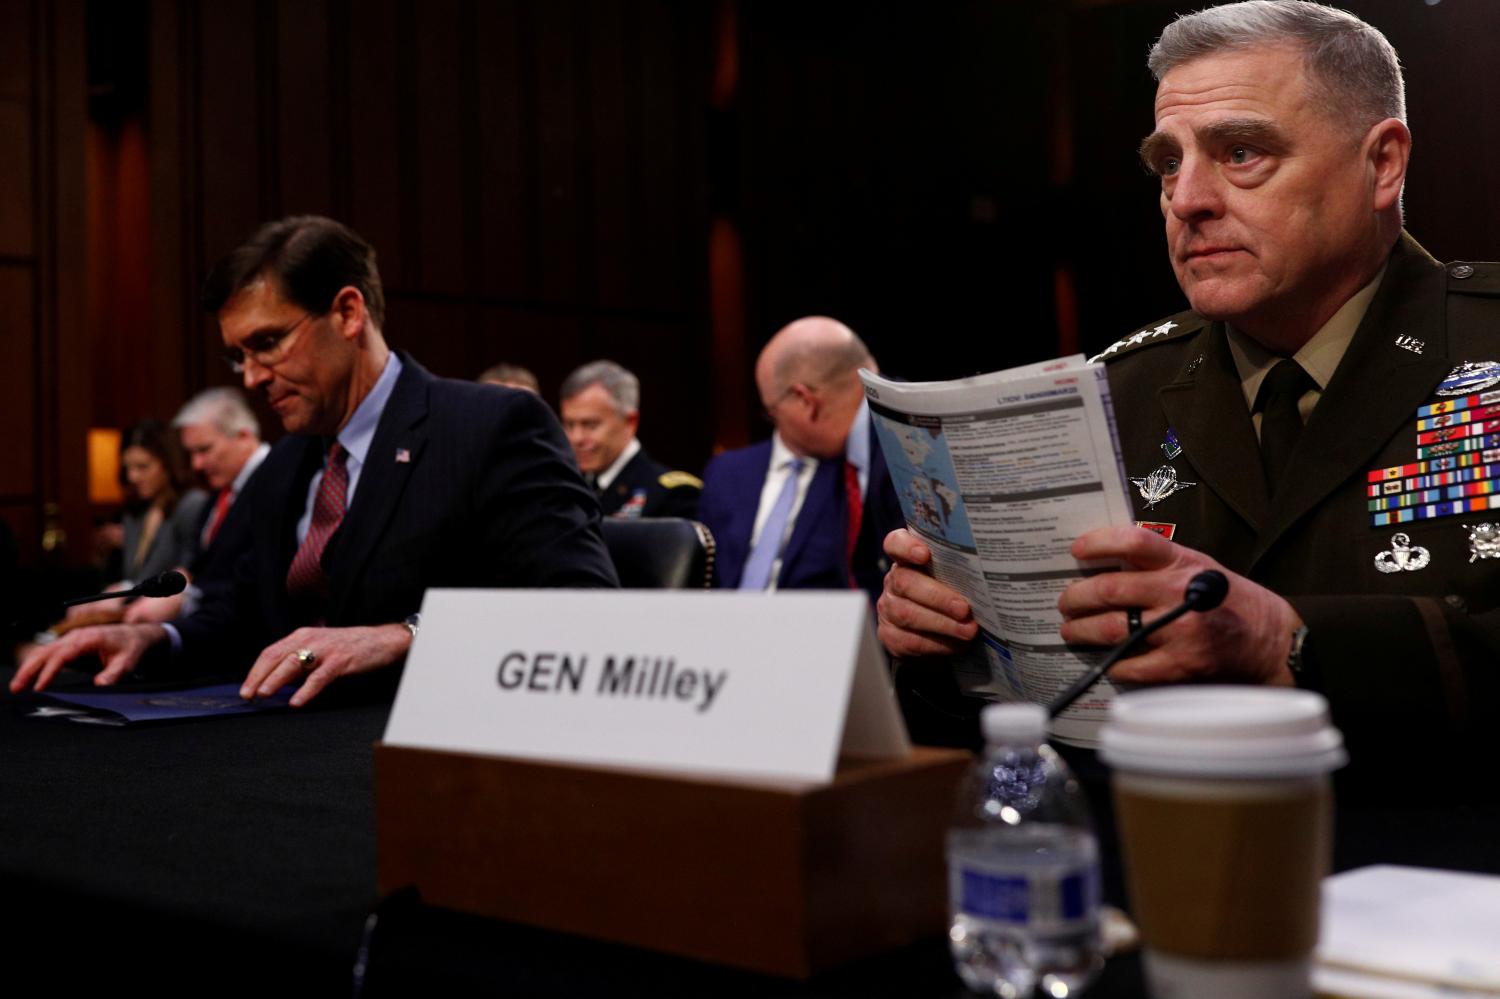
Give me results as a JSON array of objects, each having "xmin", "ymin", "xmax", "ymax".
[{"xmin": 861, "ymin": 356, "xmax": 1134, "ymax": 747}]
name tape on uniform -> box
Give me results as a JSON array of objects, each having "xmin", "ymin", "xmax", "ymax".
[{"xmin": 383, "ymin": 590, "xmax": 910, "ymax": 783}]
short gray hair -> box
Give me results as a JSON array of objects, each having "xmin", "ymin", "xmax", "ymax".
[
  {"xmin": 560, "ymin": 359, "xmax": 639, "ymax": 415},
  {"xmin": 1149, "ymin": 1, "xmax": 1405, "ymax": 132},
  {"xmin": 172, "ymin": 386, "xmax": 261, "ymax": 439}
]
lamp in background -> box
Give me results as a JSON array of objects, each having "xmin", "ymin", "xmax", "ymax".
[{"xmin": 88, "ymin": 427, "xmax": 124, "ymax": 505}]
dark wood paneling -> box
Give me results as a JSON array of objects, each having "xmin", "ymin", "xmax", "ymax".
[
  {"xmin": 43, "ymin": 0, "xmax": 92, "ymax": 565},
  {"xmin": 275, "ymin": 0, "xmax": 333, "ymax": 216},
  {"xmin": 1374, "ymin": 0, "xmax": 1500, "ymax": 260},
  {"xmin": 0, "ymin": 99, "xmax": 33, "ymax": 255},
  {"xmin": 532, "ymin": 1, "xmax": 583, "ymax": 308},
  {"xmin": 584, "ymin": 0, "xmax": 632, "ymax": 313},
  {"xmin": 0, "ymin": 0, "xmax": 31, "ymax": 98},
  {"xmin": 410, "ymin": 0, "xmax": 467, "ymax": 297},
  {"xmin": 385, "ymin": 295, "xmax": 470, "ymax": 383},
  {"xmin": 472, "ymin": 0, "xmax": 526, "ymax": 302},
  {"xmin": 104, "ymin": 0, "xmax": 717, "ymax": 534},
  {"xmin": 347, "ymin": 0, "xmax": 403, "ymax": 291},
  {"xmin": 637, "ymin": 0, "xmax": 693, "ymax": 316},
  {"xmin": 0, "ymin": 265, "xmax": 36, "ymax": 495},
  {"xmin": 735, "ymin": 4, "xmax": 1060, "ymax": 386},
  {"xmin": 466, "ymin": 305, "xmax": 587, "ymax": 400},
  {"xmin": 196, "ymin": 1, "xmax": 262, "ymax": 261}
]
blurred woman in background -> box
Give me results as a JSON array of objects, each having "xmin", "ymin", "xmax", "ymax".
[{"xmin": 118, "ymin": 419, "xmax": 208, "ymax": 584}]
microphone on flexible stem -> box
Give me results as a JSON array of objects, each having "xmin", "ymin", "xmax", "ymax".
[
  {"xmin": 59, "ymin": 569, "xmax": 189, "ymax": 609},
  {"xmin": 1047, "ymin": 569, "xmax": 1229, "ymax": 719}
]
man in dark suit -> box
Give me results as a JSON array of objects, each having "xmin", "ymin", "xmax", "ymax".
[
  {"xmin": 876, "ymin": 1, "xmax": 1500, "ymax": 774},
  {"xmin": 698, "ymin": 316, "xmax": 902, "ymax": 605},
  {"xmin": 559, "ymin": 359, "xmax": 701, "ymax": 519},
  {"xmin": 14, "ymin": 216, "xmax": 617, "ymax": 706},
  {"xmin": 121, "ymin": 387, "xmax": 270, "ymax": 625}
]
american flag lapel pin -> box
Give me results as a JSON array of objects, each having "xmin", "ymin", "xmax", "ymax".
[{"xmin": 395, "ymin": 447, "xmax": 411, "ymax": 464}]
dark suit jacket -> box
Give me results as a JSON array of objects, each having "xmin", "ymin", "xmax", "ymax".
[
  {"xmin": 698, "ymin": 421, "xmax": 903, "ymax": 605},
  {"xmin": 179, "ymin": 478, "xmax": 256, "ymax": 615},
  {"xmin": 173, "ymin": 354, "xmax": 618, "ymax": 671},
  {"xmin": 1098, "ymin": 232, "xmax": 1500, "ymax": 787},
  {"xmin": 598, "ymin": 447, "xmax": 701, "ymax": 519}
]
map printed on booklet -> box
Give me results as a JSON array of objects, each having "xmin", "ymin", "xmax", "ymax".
[{"xmin": 861, "ymin": 357, "xmax": 1135, "ymax": 748}]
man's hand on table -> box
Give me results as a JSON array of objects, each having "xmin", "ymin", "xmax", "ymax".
[
  {"xmin": 1058, "ymin": 525, "xmax": 1299, "ymax": 687},
  {"xmin": 242, "ymin": 624, "xmax": 413, "ymax": 708},
  {"xmin": 9, "ymin": 623, "xmax": 167, "ymax": 693}
]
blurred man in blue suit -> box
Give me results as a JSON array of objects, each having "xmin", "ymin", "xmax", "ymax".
[{"xmin": 698, "ymin": 316, "xmax": 902, "ymax": 604}]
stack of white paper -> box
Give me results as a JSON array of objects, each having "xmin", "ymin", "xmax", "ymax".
[{"xmin": 1316, "ymin": 865, "xmax": 1500, "ymax": 998}]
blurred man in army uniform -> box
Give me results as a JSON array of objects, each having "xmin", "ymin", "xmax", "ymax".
[{"xmin": 560, "ymin": 360, "xmax": 701, "ymax": 519}]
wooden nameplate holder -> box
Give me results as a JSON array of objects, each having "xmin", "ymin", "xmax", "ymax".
[{"xmin": 374, "ymin": 744, "xmax": 970, "ymax": 979}]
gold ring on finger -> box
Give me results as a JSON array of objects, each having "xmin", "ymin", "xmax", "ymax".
[{"xmin": 293, "ymin": 648, "xmax": 318, "ymax": 670}]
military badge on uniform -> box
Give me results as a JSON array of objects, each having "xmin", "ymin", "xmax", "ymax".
[
  {"xmin": 1373, "ymin": 533, "xmax": 1430, "ymax": 573},
  {"xmin": 1160, "ymin": 428, "xmax": 1183, "ymax": 460},
  {"xmin": 1394, "ymin": 335, "xmax": 1425, "ymax": 355},
  {"xmin": 1135, "ymin": 520, "xmax": 1177, "ymax": 541},
  {"xmin": 616, "ymin": 490, "xmax": 648, "ymax": 519},
  {"xmin": 1367, "ymin": 374, "xmax": 1500, "ymax": 527},
  {"xmin": 1131, "ymin": 465, "xmax": 1196, "ymax": 509},
  {"xmin": 1467, "ymin": 522, "xmax": 1500, "ymax": 562},
  {"xmin": 1436, "ymin": 361, "xmax": 1500, "ymax": 396}
]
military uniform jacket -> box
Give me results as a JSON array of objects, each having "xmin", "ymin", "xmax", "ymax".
[
  {"xmin": 1099, "ymin": 232, "xmax": 1500, "ymax": 777},
  {"xmin": 597, "ymin": 448, "xmax": 702, "ymax": 519}
]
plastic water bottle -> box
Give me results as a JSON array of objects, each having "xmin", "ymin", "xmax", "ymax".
[{"xmin": 947, "ymin": 702, "xmax": 1103, "ymax": 998}]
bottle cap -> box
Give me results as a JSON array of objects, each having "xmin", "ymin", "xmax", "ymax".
[{"xmin": 981, "ymin": 701, "xmax": 1047, "ymax": 745}]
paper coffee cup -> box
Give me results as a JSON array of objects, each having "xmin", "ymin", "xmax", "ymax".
[{"xmin": 1099, "ymin": 687, "xmax": 1346, "ymax": 999}]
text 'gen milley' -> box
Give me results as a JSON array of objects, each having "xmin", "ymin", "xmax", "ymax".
[{"xmin": 496, "ymin": 652, "xmax": 727, "ymax": 713}]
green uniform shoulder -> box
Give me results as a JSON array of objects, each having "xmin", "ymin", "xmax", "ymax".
[
  {"xmin": 1445, "ymin": 261, "xmax": 1500, "ymax": 296},
  {"xmin": 1088, "ymin": 309, "xmax": 1208, "ymax": 365}
]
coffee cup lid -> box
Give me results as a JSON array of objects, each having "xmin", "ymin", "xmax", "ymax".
[{"xmin": 1099, "ymin": 686, "xmax": 1346, "ymax": 778}]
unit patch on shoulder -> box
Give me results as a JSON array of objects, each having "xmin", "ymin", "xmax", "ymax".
[{"xmin": 658, "ymin": 470, "xmax": 703, "ymax": 490}]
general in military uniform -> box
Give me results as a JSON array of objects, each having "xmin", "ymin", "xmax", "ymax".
[
  {"xmin": 596, "ymin": 444, "xmax": 702, "ymax": 519},
  {"xmin": 559, "ymin": 359, "xmax": 702, "ymax": 520},
  {"xmin": 876, "ymin": 2, "xmax": 1499, "ymax": 788},
  {"xmin": 1093, "ymin": 233, "xmax": 1500, "ymax": 774}
]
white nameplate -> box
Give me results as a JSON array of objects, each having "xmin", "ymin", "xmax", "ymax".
[{"xmin": 382, "ymin": 590, "xmax": 910, "ymax": 783}]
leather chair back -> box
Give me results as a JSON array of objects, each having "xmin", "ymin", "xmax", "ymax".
[{"xmin": 599, "ymin": 518, "xmax": 716, "ymax": 589}]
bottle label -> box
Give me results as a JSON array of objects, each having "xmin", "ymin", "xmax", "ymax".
[{"xmin": 955, "ymin": 861, "xmax": 1098, "ymax": 932}]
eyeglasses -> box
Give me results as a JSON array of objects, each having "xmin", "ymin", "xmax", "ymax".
[{"xmin": 222, "ymin": 312, "xmax": 317, "ymax": 375}]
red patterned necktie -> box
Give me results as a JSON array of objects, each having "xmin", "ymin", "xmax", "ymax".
[
  {"xmin": 201, "ymin": 487, "xmax": 233, "ymax": 547},
  {"xmin": 844, "ymin": 459, "xmax": 864, "ymax": 587},
  {"xmin": 286, "ymin": 442, "xmax": 349, "ymax": 599}
]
